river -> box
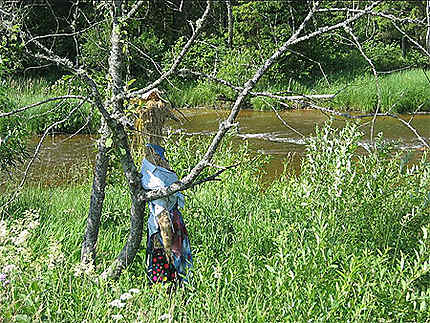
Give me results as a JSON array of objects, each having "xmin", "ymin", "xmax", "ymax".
[{"xmin": 5, "ymin": 109, "xmax": 430, "ymax": 188}]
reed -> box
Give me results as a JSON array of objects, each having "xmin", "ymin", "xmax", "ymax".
[{"xmin": 317, "ymin": 68, "xmax": 430, "ymax": 113}]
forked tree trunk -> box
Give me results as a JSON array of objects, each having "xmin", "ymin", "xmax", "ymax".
[
  {"xmin": 100, "ymin": 97, "xmax": 174, "ymax": 279},
  {"xmin": 100, "ymin": 0, "xmax": 147, "ymax": 279},
  {"xmin": 80, "ymin": 0, "xmax": 211, "ymax": 279}
]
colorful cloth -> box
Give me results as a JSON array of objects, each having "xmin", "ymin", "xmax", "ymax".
[{"xmin": 141, "ymin": 145, "xmax": 192, "ymax": 284}]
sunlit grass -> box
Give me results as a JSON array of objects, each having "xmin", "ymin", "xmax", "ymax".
[
  {"xmin": 314, "ymin": 68, "xmax": 430, "ymax": 113},
  {"xmin": 167, "ymin": 68, "xmax": 430, "ymax": 113},
  {"xmin": 1, "ymin": 75, "xmax": 99, "ymax": 134},
  {"xmin": 1, "ymin": 127, "xmax": 430, "ymax": 321}
]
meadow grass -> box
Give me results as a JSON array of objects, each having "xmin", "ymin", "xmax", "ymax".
[
  {"xmin": 1, "ymin": 75, "xmax": 99, "ymax": 135},
  {"xmin": 1, "ymin": 123, "xmax": 430, "ymax": 322},
  {"xmin": 167, "ymin": 68, "xmax": 430, "ymax": 113},
  {"xmin": 315, "ymin": 68, "xmax": 430, "ymax": 113}
]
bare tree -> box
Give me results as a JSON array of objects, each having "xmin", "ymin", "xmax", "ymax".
[{"xmin": 427, "ymin": 0, "xmax": 430, "ymax": 53}]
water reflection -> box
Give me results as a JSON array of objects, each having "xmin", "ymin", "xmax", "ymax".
[{"xmin": 5, "ymin": 109, "xmax": 429, "ymax": 188}]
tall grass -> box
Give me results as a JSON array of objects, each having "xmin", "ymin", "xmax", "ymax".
[
  {"xmin": 1, "ymin": 123, "xmax": 430, "ymax": 321},
  {"xmin": 1, "ymin": 75, "xmax": 100, "ymax": 134},
  {"xmin": 167, "ymin": 68, "xmax": 430, "ymax": 113},
  {"xmin": 315, "ymin": 68, "xmax": 430, "ymax": 113}
]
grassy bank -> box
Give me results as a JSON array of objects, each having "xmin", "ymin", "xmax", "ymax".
[
  {"xmin": 168, "ymin": 68, "xmax": 430, "ymax": 113},
  {"xmin": 317, "ymin": 68, "xmax": 430, "ymax": 113},
  {"xmin": 2, "ymin": 76, "xmax": 99, "ymax": 135},
  {"xmin": 1, "ymin": 68, "xmax": 429, "ymax": 141},
  {"xmin": 1, "ymin": 124, "xmax": 430, "ymax": 321}
]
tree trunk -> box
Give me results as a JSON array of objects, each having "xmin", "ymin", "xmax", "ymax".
[
  {"xmin": 427, "ymin": 0, "xmax": 430, "ymax": 53},
  {"xmin": 226, "ymin": 0, "xmax": 233, "ymax": 48},
  {"xmin": 81, "ymin": 120, "xmax": 110, "ymax": 265},
  {"xmin": 100, "ymin": 0, "xmax": 147, "ymax": 279},
  {"xmin": 401, "ymin": 36, "xmax": 407, "ymax": 57}
]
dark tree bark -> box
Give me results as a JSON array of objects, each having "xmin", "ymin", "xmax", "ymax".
[
  {"xmin": 81, "ymin": 121, "xmax": 110, "ymax": 265},
  {"xmin": 226, "ymin": 0, "xmax": 233, "ymax": 48},
  {"xmin": 426, "ymin": 0, "xmax": 430, "ymax": 53}
]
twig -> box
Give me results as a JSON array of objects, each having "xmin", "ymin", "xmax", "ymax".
[
  {"xmin": 265, "ymin": 99, "xmax": 305, "ymax": 138},
  {"xmin": 2, "ymin": 99, "xmax": 87, "ymax": 209},
  {"xmin": 0, "ymin": 95, "xmax": 88, "ymax": 118},
  {"xmin": 125, "ymin": 0, "xmax": 212, "ymax": 100}
]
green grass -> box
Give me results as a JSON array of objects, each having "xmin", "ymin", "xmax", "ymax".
[
  {"xmin": 3, "ymin": 67, "xmax": 429, "ymax": 141},
  {"xmin": 1, "ymin": 124, "xmax": 430, "ymax": 321},
  {"xmin": 314, "ymin": 68, "xmax": 430, "ymax": 113},
  {"xmin": 167, "ymin": 68, "xmax": 430, "ymax": 113},
  {"xmin": 1, "ymin": 75, "xmax": 100, "ymax": 135}
]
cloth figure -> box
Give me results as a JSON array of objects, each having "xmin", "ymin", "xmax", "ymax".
[{"xmin": 140, "ymin": 145, "xmax": 192, "ymax": 284}]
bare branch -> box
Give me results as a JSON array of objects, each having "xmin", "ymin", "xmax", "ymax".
[
  {"xmin": 266, "ymin": 99, "xmax": 306, "ymax": 138},
  {"xmin": 127, "ymin": 0, "xmax": 212, "ymax": 98},
  {"xmin": 2, "ymin": 99, "xmax": 87, "ymax": 208},
  {"xmin": 0, "ymin": 95, "xmax": 88, "ymax": 118},
  {"xmin": 138, "ymin": 1, "xmax": 324, "ymax": 203},
  {"xmin": 317, "ymin": 7, "xmax": 427, "ymax": 26},
  {"xmin": 344, "ymin": 25, "xmax": 381, "ymax": 146},
  {"xmin": 24, "ymin": 21, "xmax": 105, "ymax": 45},
  {"xmin": 226, "ymin": 0, "xmax": 233, "ymax": 48},
  {"xmin": 125, "ymin": 0, "xmax": 146, "ymax": 20},
  {"xmin": 192, "ymin": 162, "xmax": 240, "ymax": 187}
]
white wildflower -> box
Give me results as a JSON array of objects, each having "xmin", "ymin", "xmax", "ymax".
[
  {"xmin": 159, "ymin": 314, "xmax": 171, "ymax": 321},
  {"xmin": 213, "ymin": 266, "xmax": 222, "ymax": 279},
  {"xmin": 47, "ymin": 240, "xmax": 65, "ymax": 270},
  {"xmin": 28, "ymin": 220, "xmax": 40, "ymax": 230},
  {"xmin": 129, "ymin": 288, "xmax": 140, "ymax": 294},
  {"xmin": 109, "ymin": 299, "xmax": 126, "ymax": 308},
  {"xmin": 3, "ymin": 264, "xmax": 16, "ymax": 273},
  {"xmin": 14, "ymin": 230, "xmax": 30, "ymax": 245},
  {"xmin": 0, "ymin": 221, "xmax": 7, "ymax": 239},
  {"xmin": 73, "ymin": 261, "xmax": 95, "ymax": 277},
  {"xmin": 120, "ymin": 292, "xmax": 133, "ymax": 301},
  {"xmin": 111, "ymin": 314, "xmax": 123, "ymax": 321}
]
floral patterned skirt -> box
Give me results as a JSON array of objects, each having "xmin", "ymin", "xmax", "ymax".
[{"xmin": 146, "ymin": 206, "xmax": 192, "ymax": 284}]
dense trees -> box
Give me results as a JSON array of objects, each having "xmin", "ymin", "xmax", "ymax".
[{"xmin": 3, "ymin": 1, "xmax": 430, "ymax": 80}]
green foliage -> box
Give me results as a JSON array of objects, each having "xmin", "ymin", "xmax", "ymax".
[
  {"xmin": 80, "ymin": 20, "xmax": 111, "ymax": 73},
  {"xmin": 1, "ymin": 124, "xmax": 430, "ymax": 321},
  {"xmin": 3, "ymin": 75, "xmax": 100, "ymax": 135},
  {"xmin": 0, "ymin": 22, "xmax": 24, "ymax": 75}
]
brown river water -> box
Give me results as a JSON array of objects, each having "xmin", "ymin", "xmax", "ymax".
[{"xmin": 4, "ymin": 109, "xmax": 430, "ymax": 188}]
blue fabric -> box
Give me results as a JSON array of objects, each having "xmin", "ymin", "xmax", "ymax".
[
  {"xmin": 140, "ymin": 158, "xmax": 185, "ymax": 236},
  {"xmin": 146, "ymin": 143, "xmax": 167, "ymax": 161}
]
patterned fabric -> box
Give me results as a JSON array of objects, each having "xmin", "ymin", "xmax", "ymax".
[{"xmin": 141, "ymin": 146, "xmax": 192, "ymax": 284}]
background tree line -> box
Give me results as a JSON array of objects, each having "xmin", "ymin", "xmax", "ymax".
[{"xmin": 4, "ymin": 0, "xmax": 430, "ymax": 84}]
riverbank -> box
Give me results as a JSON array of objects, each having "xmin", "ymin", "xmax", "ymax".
[
  {"xmin": 168, "ymin": 68, "xmax": 430, "ymax": 113},
  {"xmin": 4, "ymin": 108, "xmax": 429, "ymax": 190},
  {"xmin": 1, "ymin": 124, "xmax": 430, "ymax": 321},
  {"xmin": 2, "ymin": 68, "xmax": 430, "ymax": 137}
]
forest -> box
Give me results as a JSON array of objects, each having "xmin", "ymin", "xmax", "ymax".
[{"xmin": 1, "ymin": 1, "xmax": 430, "ymax": 321}]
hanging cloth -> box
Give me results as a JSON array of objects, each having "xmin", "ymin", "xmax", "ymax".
[{"xmin": 140, "ymin": 144, "xmax": 192, "ymax": 284}]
